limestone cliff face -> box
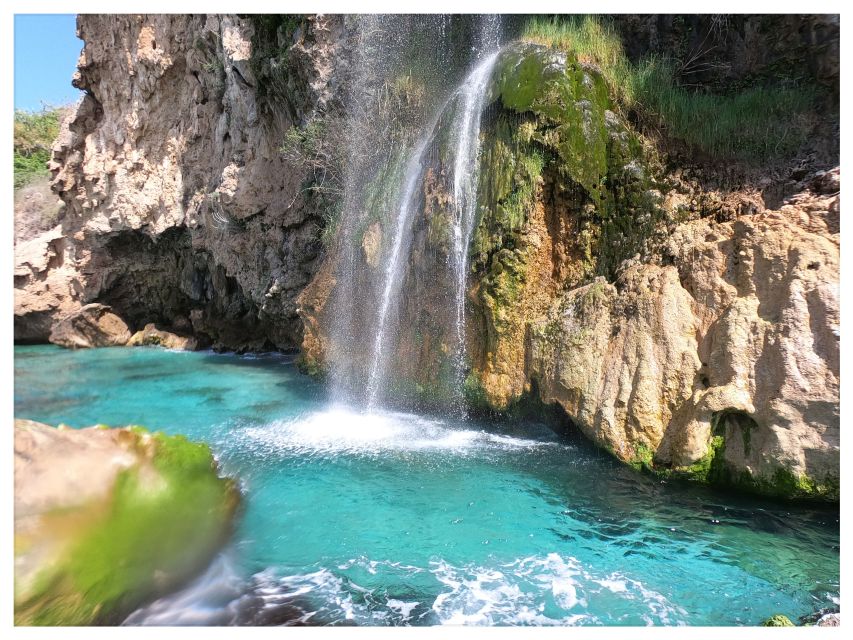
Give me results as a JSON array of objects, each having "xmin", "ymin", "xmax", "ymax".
[
  {"xmin": 297, "ymin": 40, "xmax": 839, "ymax": 499},
  {"xmin": 527, "ymin": 171, "xmax": 839, "ymax": 496},
  {"xmin": 15, "ymin": 14, "xmax": 345, "ymax": 350}
]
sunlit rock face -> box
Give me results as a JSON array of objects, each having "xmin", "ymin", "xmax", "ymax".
[{"xmin": 16, "ymin": 14, "xmax": 346, "ymax": 351}]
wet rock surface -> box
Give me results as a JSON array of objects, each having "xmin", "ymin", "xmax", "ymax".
[{"xmin": 14, "ymin": 419, "xmax": 240, "ymax": 625}]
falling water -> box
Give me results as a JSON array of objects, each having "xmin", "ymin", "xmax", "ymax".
[
  {"xmin": 448, "ymin": 50, "xmax": 501, "ymax": 413},
  {"xmin": 364, "ymin": 17, "xmax": 503, "ymax": 412},
  {"xmin": 326, "ymin": 15, "xmax": 504, "ymax": 412},
  {"xmin": 364, "ymin": 130, "xmax": 435, "ymax": 410}
]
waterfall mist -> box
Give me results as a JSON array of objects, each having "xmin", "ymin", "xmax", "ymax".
[{"xmin": 323, "ymin": 15, "xmax": 504, "ymax": 414}]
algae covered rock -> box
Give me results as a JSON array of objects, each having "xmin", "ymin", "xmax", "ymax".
[
  {"xmin": 14, "ymin": 419, "xmax": 240, "ymax": 625},
  {"xmin": 465, "ymin": 43, "xmax": 665, "ymax": 409},
  {"xmin": 48, "ymin": 303, "xmax": 132, "ymax": 349},
  {"xmin": 761, "ymin": 614, "xmax": 795, "ymax": 627}
]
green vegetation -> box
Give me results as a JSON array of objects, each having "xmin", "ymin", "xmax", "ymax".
[
  {"xmin": 15, "ymin": 427, "xmax": 239, "ymax": 625},
  {"xmin": 14, "ymin": 107, "xmax": 64, "ymax": 189},
  {"xmin": 246, "ymin": 14, "xmax": 305, "ymax": 110},
  {"xmin": 474, "ymin": 113, "xmax": 545, "ymax": 261},
  {"xmin": 629, "ymin": 441, "xmax": 656, "ymax": 472},
  {"xmin": 761, "ymin": 614, "xmax": 795, "ymax": 627},
  {"xmin": 620, "ymin": 411, "xmax": 839, "ymax": 501},
  {"xmin": 280, "ymin": 118, "xmax": 345, "ymax": 246},
  {"xmin": 520, "ymin": 15, "xmax": 816, "ymax": 161},
  {"xmin": 486, "ymin": 44, "xmax": 665, "ymax": 284},
  {"xmin": 462, "ymin": 370, "xmax": 492, "ymax": 414}
]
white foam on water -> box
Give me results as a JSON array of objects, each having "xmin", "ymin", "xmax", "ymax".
[
  {"xmin": 124, "ymin": 550, "xmax": 685, "ymax": 627},
  {"xmin": 428, "ymin": 553, "xmax": 686, "ymax": 626},
  {"xmin": 236, "ymin": 406, "xmax": 563, "ymax": 458},
  {"xmin": 123, "ymin": 555, "xmax": 250, "ymax": 626},
  {"xmin": 386, "ymin": 599, "xmax": 420, "ymax": 622}
]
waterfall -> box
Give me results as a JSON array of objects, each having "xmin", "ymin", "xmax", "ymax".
[
  {"xmin": 365, "ymin": 52, "xmax": 502, "ymax": 411},
  {"xmin": 364, "ymin": 130, "xmax": 434, "ymax": 410},
  {"xmin": 448, "ymin": 50, "xmax": 501, "ymax": 414},
  {"xmin": 326, "ymin": 15, "xmax": 504, "ymax": 413}
]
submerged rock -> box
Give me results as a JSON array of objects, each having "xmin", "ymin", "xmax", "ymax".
[
  {"xmin": 14, "ymin": 419, "xmax": 240, "ymax": 625},
  {"xmin": 127, "ymin": 323, "xmax": 199, "ymax": 351},
  {"xmin": 48, "ymin": 303, "xmax": 132, "ymax": 348},
  {"xmin": 816, "ymin": 613, "xmax": 840, "ymax": 627}
]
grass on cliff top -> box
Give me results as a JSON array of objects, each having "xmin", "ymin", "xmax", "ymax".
[
  {"xmin": 520, "ymin": 16, "xmax": 816, "ymax": 161},
  {"xmin": 13, "ymin": 106, "xmax": 65, "ymax": 189}
]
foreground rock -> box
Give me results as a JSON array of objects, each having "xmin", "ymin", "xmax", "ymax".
[
  {"xmin": 14, "ymin": 419, "xmax": 240, "ymax": 625},
  {"xmin": 816, "ymin": 613, "xmax": 841, "ymax": 626},
  {"xmin": 127, "ymin": 323, "xmax": 199, "ymax": 351},
  {"xmin": 48, "ymin": 303, "xmax": 132, "ymax": 348}
]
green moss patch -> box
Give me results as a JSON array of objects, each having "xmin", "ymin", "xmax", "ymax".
[
  {"xmin": 620, "ymin": 411, "xmax": 838, "ymax": 502},
  {"xmin": 761, "ymin": 614, "xmax": 795, "ymax": 627},
  {"xmin": 519, "ymin": 15, "xmax": 819, "ymax": 162},
  {"xmin": 484, "ymin": 45, "xmax": 666, "ymax": 284},
  {"xmin": 15, "ymin": 428, "xmax": 239, "ymax": 626}
]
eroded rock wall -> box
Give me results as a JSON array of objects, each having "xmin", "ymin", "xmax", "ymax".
[
  {"xmin": 527, "ymin": 172, "xmax": 839, "ymax": 496},
  {"xmin": 15, "ymin": 14, "xmax": 344, "ymax": 350}
]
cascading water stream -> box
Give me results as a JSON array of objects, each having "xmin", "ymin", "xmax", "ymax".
[
  {"xmin": 364, "ymin": 132, "xmax": 435, "ymax": 410},
  {"xmin": 448, "ymin": 50, "xmax": 500, "ymax": 412},
  {"xmin": 365, "ymin": 34, "xmax": 502, "ymax": 413}
]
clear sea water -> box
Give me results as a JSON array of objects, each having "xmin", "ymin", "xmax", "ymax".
[{"xmin": 14, "ymin": 345, "xmax": 840, "ymax": 626}]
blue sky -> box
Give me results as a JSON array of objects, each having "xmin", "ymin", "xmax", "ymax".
[{"xmin": 15, "ymin": 14, "xmax": 84, "ymax": 111}]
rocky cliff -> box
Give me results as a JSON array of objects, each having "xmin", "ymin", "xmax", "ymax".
[
  {"xmin": 526, "ymin": 170, "xmax": 839, "ymax": 498},
  {"xmin": 297, "ymin": 23, "xmax": 840, "ymax": 499},
  {"xmin": 15, "ymin": 14, "xmax": 345, "ymax": 350},
  {"xmin": 14, "ymin": 15, "xmax": 839, "ymax": 500}
]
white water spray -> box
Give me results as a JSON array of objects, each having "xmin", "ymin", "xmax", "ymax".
[
  {"xmin": 448, "ymin": 50, "xmax": 500, "ymax": 410},
  {"xmin": 365, "ymin": 130, "xmax": 435, "ymax": 410}
]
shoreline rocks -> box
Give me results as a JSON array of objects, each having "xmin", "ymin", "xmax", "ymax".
[
  {"xmin": 48, "ymin": 303, "xmax": 131, "ymax": 348},
  {"xmin": 14, "ymin": 419, "xmax": 240, "ymax": 625},
  {"xmin": 127, "ymin": 323, "xmax": 199, "ymax": 351}
]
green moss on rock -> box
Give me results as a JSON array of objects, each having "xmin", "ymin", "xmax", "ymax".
[
  {"xmin": 15, "ymin": 426, "xmax": 239, "ymax": 626},
  {"xmin": 481, "ymin": 44, "xmax": 666, "ymax": 287},
  {"xmin": 621, "ymin": 413, "xmax": 838, "ymax": 502},
  {"xmin": 761, "ymin": 614, "xmax": 795, "ymax": 627},
  {"xmin": 297, "ymin": 351, "xmax": 327, "ymax": 379}
]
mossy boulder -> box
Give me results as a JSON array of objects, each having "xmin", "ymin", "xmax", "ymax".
[
  {"xmin": 460, "ymin": 43, "xmax": 668, "ymax": 409},
  {"xmin": 761, "ymin": 614, "xmax": 795, "ymax": 627},
  {"xmin": 14, "ymin": 419, "xmax": 240, "ymax": 625}
]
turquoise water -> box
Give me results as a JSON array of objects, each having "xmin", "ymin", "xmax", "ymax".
[{"xmin": 15, "ymin": 345, "xmax": 839, "ymax": 626}]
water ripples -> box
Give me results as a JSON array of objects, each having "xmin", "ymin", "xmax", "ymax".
[{"xmin": 125, "ymin": 552, "xmax": 688, "ymax": 626}]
